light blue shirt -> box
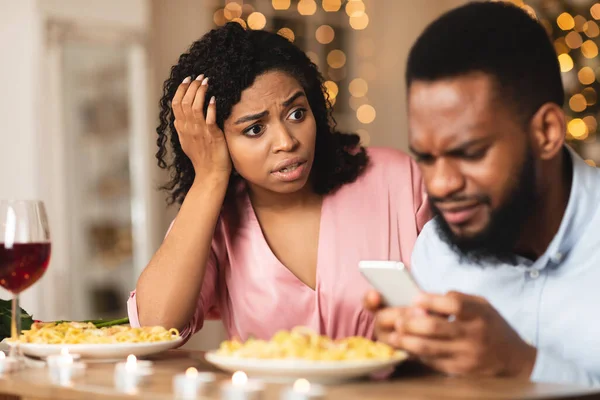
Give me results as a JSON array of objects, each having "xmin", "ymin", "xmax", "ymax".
[{"xmin": 411, "ymin": 147, "xmax": 600, "ymax": 386}]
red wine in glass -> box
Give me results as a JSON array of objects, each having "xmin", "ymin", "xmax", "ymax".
[
  {"xmin": 0, "ymin": 243, "xmax": 51, "ymax": 293},
  {"xmin": 1, "ymin": 200, "xmax": 51, "ymax": 368}
]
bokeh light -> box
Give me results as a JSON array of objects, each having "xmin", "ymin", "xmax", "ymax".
[
  {"xmin": 322, "ymin": 0, "xmax": 342, "ymax": 12},
  {"xmin": 224, "ymin": 2, "xmax": 242, "ymax": 20},
  {"xmin": 557, "ymin": 12, "xmax": 575, "ymax": 30},
  {"xmin": 350, "ymin": 13, "xmax": 369, "ymax": 30},
  {"xmin": 277, "ymin": 27, "xmax": 295, "ymax": 42},
  {"xmin": 247, "ymin": 12, "xmax": 266, "ymax": 30},
  {"xmin": 568, "ymin": 118, "xmax": 589, "ymax": 139},
  {"xmin": 357, "ymin": 104, "xmax": 376, "ymax": 124},
  {"xmin": 349, "ymin": 78, "xmax": 368, "ymax": 97},
  {"xmin": 327, "ymin": 50, "xmax": 346, "ymax": 68},
  {"xmin": 578, "ymin": 67, "xmax": 596, "ymax": 85},
  {"xmin": 569, "ymin": 93, "xmax": 587, "ymax": 112},
  {"xmin": 272, "ymin": 0, "xmax": 291, "ymax": 10},
  {"xmin": 581, "ymin": 40, "xmax": 599, "ymax": 58},
  {"xmin": 558, "ymin": 53, "xmax": 574, "ymax": 72},
  {"xmin": 298, "ymin": 0, "xmax": 317, "ymax": 16},
  {"xmin": 315, "ymin": 25, "xmax": 335, "ymax": 44}
]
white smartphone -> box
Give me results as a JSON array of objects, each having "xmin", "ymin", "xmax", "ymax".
[{"xmin": 359, "ymin": 260, "xmax": 421, "ymax": 307}]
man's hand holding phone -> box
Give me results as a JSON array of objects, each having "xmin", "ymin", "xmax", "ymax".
[{"xmin": 361, "ymin": 261, "xmax": 537, "ymax": 379}]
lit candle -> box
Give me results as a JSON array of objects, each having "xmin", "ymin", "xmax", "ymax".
[
  {"xmin": 114, "ymin": 354, "xmax": 153, "ymax": 394},
  {"xmin": 46, "ymin": 348, "xmax": 86, "ymax": 386},
  {"xmin": 221, "ymin": 371, "xmax": 264, "ymax": 400},
  {"xmin": 173, "ymin": 367, "xmax": 216, "ymax": 399},
  {"xmin": 281, "ymin": 379, "xmax": 326, "ymax": 400},
  {"xmin": 0, "ymin": 351, "xmax": 17, "ymax": 375}
]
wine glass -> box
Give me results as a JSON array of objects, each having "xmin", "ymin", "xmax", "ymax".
[{"xmin": 0, "ymin": 200, "xmax": 51, "ymax": 366}]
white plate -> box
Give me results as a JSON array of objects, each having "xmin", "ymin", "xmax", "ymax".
[
  {"xmin": 204, "ymin": 351, "xmax": 409, "ymax": 384},
  {"xmin": 7, "ymin": 337, "xmax": 183, "ymax": 361}
]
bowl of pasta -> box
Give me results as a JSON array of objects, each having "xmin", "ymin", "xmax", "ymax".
[
  {"xmin": 204, "ymin": 327, "xmax": 408, "ymax": 384},
  {"xmin": 7, "ymin": 321, "xmax": 182, "ymax": 360}
]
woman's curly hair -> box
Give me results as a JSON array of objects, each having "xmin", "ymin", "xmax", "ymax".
[{"xmin": 157, "ymin": 22, "xmax": 369, "ymax": 206}]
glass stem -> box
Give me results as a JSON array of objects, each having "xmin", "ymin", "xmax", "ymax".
[{"xmin": 9, "ymin": 293, "xmax": 21, "ymax": 358}]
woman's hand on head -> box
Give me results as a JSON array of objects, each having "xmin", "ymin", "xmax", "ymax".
[{"xmin": 172, "ymin": 75, "xmax": 232, "ymax": 184}]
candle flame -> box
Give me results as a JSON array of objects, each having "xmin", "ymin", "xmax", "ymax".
[
  {"xmin": 125, "ymin": 354, "xmax": 137, "ymax": 371},
  {"xmin": 185, "ymin": 367, "xmax": 198, "ymax": 378},
  {"xmin": 293, "ymin": 379, "xmax": 311, "ymax": 393},
  {"xmin": 232, "ymin": 371, "xmax": 247, "ymax": 386}
]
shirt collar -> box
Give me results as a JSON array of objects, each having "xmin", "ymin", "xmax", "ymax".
[{"xmin": 531, "ymin": 145, "xmax": 600, "ymax": 270}]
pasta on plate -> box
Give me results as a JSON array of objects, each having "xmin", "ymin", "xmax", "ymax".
[
  {"xmin": 18, "ymin": 322, "xmax": 180, "ymax": 345},
  {"xmin": 216, "ymin": 327, "xmax": 400, "ymax": 361}
]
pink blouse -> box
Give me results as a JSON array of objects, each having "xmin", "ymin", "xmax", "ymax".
[{"xmin": 128, "ymin": 147, "xmax": 430, "ymax": 343}]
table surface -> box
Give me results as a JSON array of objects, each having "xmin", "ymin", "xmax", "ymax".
[{"xmin": 0, "ymin": 350, "xmax": 598, "ymax": 400}]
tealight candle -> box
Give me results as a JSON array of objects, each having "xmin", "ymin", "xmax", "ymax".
[
  {"xmin": 281, "ymin": 379, "xmax": 326, "ymax": 400},
  {"xmin": 46, "ymin": 348, "xmax": 86, "ymax": 386},
  {"xmin": 0, "ymin": 351, "xmax": 18, "ymax": 376},
  {"xmin": 114, "ymin": 354, "xmax": 153, "ymax": 394},
  {"xmin": 173, "ymin": 367, "xmax": 216, "ymax": 399},
  {"xmin": 221, "ymin": 371, "xmax": 264, "ymax": 400}
]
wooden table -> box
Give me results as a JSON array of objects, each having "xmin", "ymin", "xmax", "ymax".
[{"xmin": 0, "ymin": 350, "xmax": 598, "ymax": 400}]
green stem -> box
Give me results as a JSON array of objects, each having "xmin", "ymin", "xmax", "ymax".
[
  {"xmin": 93, "ymin": 318, "xmax": 129, "ymax": 328},
  {"xmin": 46, "ymin": 318, "xmax": 129, "ymax": 328}
]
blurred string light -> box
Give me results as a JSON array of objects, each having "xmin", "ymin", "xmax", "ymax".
[
  {"xmin": 349, "ymin": 78, "xmax": 368, "ymax": 97},
  {"xmin": 510, "ymin": 0, "xmax": 599, "ymax": 156},
  {"xmin": 557, "ymin": 12, "xmax": 575, "ymax": 30},
  {"xmin": 242, "ymin": 3, "xmax": 255, "ymax": 15},
  {"xmin": 584, "ymin": 115, "xmax": 598, "ymax": 132},
  {"xmin": 558, "ymin": 53, "xmax": 574, "ymax": 72},
  {"xmin": 323, "ymin": 80, "xmax": 339, "ymax": 99},
  {"xmin": 224, "ymin": 1, "xmax": 242, "ymax": 20},
  {"xmin": 584, "ymin": 21, "xmax": 600, "ymax": 38},
  {"xmin": 322, "ymin": 0, "xmax": 342, "ymax": 12},
  {"xmin": 574, "ymin": 15, "xmax": 587, "ymax": 32},
  {"xmin": 306, "ymin": 51, "xmax": 319, "ymax": 65},
  {"xmin": 565, "ymin": 31, "xmax": 583, "ymax": 48},
  {"xmin": 356, "ymin": 104, "xmax": 376, "ymax": 124},
  {"xmin": 327, "ymin": 49, "xmax": 346, "ymax": 68},
  {"xmin": 579, "ymin": 66, "xmax": 596, "ymax": 85},
  {"xmin": 231, "ymin": 17, "xmax": 247, "ymax": 29},
  {"xmin": 570, "ymin": 93, "xmax": 587, "ymax": 112},
  {"xmin": 583, "ymin": 87, "xmax": 597, "ymax": 105},
  {"xmin": 315, "ymin": 25, "xmax": 335, "ymax": 44},
  {"xmin": 591, "ymin": 3, "xmax": 600, "ymax": 20},
  {"xmin": 349, "ymin": 13, "xmax": 369, "ymax": 30},
  {"xmin": 298, "ymin": 0, "xmax": 317, "ymax": 16},
  {"xmin": 247, "ymin": 12, "xmax": 266, "ymax": 30},
  {"xmin": 345, "ymin": 0, "xmax": 365, "ymax": 17},
  {"xmin": 581, "ymin": 39, "xmax": 599, "ymax": 58},
  {"xmin": 272, "ymin": 0, "xmax": 291, "ymax": 10},
  {"xmin": 554, "ymin": 37, "xmax": 569, "ymax": 54},
  {"xmin": 213, "ymin": 9, "xmax": 226, "ymax": 26},
  {"xmin": 568, "ymin": 118, "xmax": 589, "ymax": 140},
  {"xmin": 277, "ymin": 27, "xmax": 295, "ymax": 42},
  {"xmin": 211, "ymin": 0, "xmax": 375, "ymax": 137}
]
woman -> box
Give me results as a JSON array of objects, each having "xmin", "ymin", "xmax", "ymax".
[{"xmin": 129, "ymin": 22, "xmax": 429, "ymax": 343}]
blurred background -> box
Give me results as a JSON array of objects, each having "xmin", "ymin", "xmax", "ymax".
[{"xmin": 0, "ymin": 0, "xmax": 598, "ymax": 350}]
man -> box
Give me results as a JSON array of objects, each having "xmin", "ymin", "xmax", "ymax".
[{"xmin": 365, "ymin": 1, "xmax": 600, "ymax": 386}]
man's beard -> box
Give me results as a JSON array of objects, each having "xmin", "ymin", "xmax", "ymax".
[{"xmin": 431, "ymin": 150, "xmax": 538, "ymax": 266}]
